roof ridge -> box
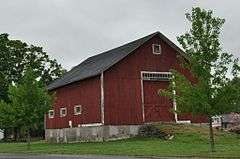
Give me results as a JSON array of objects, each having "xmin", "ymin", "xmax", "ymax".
[
  {"xmin": 47, "ymin": 31, "xmax": 184, "ymax": 90},
  {"xmin": 85, "ymin": 31, "xmax": 158, "ymax": 61},
  {"xmin": 62, "ymin": 31, "xmax": 158, "ymax": 73}
]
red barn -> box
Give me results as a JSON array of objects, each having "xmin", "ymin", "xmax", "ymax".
[{"xmin": 45, "ymin": 32, "xmax": 206, "ymax": 143}]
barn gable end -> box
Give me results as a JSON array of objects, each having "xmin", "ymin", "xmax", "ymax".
[
  {"xmin": 103, "ymin": 34, "xmax": 206, "ymax": 125},
  {"xmin": 104, "ymin": 34, "xmax": 179, "ymax": 125}
]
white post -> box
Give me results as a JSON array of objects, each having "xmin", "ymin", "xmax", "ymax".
[
  {"xmin": 172, "ymin": 80, "xmax": 191, "ymax": 124},
  {"xmin": 69, "ymin": 120, "xmax": 72, "ymax": 128},
  {"xmin": 172, "ymin": 81, "xmax": 178, "ymax": 123},
  {"xmin": 140, "ymin": 72, "xmax": 145, "ymax": 123},
  {"xmin": 100, "ymin": 72, "xmax": 105, "ymax": 124}
]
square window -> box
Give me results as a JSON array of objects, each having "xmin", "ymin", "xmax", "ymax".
[
  {"xmin": 74, "ymin": 105, "xmax": 82, "ymax": 115},
  {"xmin": 152, "ymin": 44, "xmax": 162, "ymax": 54},
  {"xmin": 48, "ymin": 110, "xmax": 54, "ymax": 118},
  {"xmin": 60, "ymin": 107, "xmax": 67, "ymax": 117}
]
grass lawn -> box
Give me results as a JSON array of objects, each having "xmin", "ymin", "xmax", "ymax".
[{"xmin": 0, "ymin": 123, "xmax": 240, "ymax": 158}]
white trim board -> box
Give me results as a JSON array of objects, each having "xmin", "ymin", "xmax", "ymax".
[
  {"xmin": 78, "ymin": 123, "xmax": 103, "ymax": 127},
  {"xmin": 140, "ymin": 73, "xmax": 145, "ymax": 122},
  {"xmin": 141, "ymin": 71, "xmax": 172, "ymax": 74},
  {"xmin": 100, "ymin": 72, "xmax": 105, "ymax": 124}
]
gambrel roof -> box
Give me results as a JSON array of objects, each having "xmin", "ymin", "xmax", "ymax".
[{"xmin": 48, "ymin": 31, "xmax": 185, "ymax": 90}]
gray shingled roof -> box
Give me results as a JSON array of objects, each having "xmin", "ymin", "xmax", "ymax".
[{"xmin": 48, "ymin": 31, "xmax": 185, "ymax": 90}]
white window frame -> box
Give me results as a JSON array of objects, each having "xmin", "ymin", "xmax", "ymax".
[
  {"xmin": 48, "ymin": 110, "xmax": 54, "ymax": 119},
  {"xmin": 152, "ymin": 44, "xmax": 162, "ymax": 55},
  {"xmin": 60, "ymin": 107, "xmax": 67, "ymax": 117},
  {"xmin": 74, "ymin": 105, "xmax": 82, "ymax": 115}
]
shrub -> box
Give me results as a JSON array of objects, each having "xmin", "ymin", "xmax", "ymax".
[
  {"xmin": 138, "ymin": 125, "xmax": 173, "ymax": 140},
  {"xmin": 229, "ymin": 125, "xmax": 240, "ymax": 134}
]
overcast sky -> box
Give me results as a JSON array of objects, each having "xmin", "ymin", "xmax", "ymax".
[{"xmin": 0, "ymin": 0, "xmax": 239, "ymax": 70}]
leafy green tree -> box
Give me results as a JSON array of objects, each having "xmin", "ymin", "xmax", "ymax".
[
  {"xmin": 0, "ymin": 100, "xmax": 16, "ymax": 137},
  {"xmin": 0, "ymin": 33, "xmax": 65, "ymax": 139},
  {"xmin": 0, "ymin": 33, "xmax": 65, "ymax": 102},
  {"xmin": 159, "ymin": 7, "xmax": 240, "ymax": 152},
  {"xmin": 228, "ymin": 77, "xmax": 240, "ymax": 111},
  {"xmin": 0, "ymin": 68, "xmax": 53, "ymax": 149}
]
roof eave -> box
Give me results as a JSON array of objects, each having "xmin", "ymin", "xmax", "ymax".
[{"xmin": 47, "ymin": 73, "xmax": 102, "ymax": 91}]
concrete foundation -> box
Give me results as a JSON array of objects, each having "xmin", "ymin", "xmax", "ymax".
[{"xmin": 45, "ymin": 125, "xmax": 140, "ymax": 143}]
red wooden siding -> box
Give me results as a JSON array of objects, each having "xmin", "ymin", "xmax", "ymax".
[
  {"xmin": 143, "ymin": 81, "xmax": 174, "ymax": 122},
  {"xmin": 104, "ymin": 35, "xmax": 207, "ymax": 125},
  {"xmin": 103, "ymin": 77, "xmax": 143, "ymax": 124},
  {"xmin": 46, "ymin": 76, "xmax": 101, "ymax": 129}
]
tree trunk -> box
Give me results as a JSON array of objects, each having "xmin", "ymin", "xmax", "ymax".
[
  {"xmin": 26, "ymin": 128, "xmax": 31, "ymax": 150},
  {"xmin": 13, "ymin": 127, "xmax": 20, "ymax": 141},
  {"xmin": 208, "ymin": 116, "xmax": 215, "ymax": 152},
  {"xmin": 13, "ymin": 128, "xmax": 17, "ymax": 141},
  {"xmin": 220, "ymin": 116, "xmax": 223, "ymax": 131}
]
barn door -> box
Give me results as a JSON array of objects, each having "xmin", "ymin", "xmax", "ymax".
[{"xmin": 142, "ymin": 72, "xmax": 174, "ymax": 123}]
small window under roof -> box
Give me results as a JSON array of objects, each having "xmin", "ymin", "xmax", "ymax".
[{"xmin": 152, "ymin": 44, "xmax": 162, "ymax": 55}]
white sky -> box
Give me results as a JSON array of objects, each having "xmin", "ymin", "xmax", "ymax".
[{"xmin": 0, "ymin": 0, "xmax": 239, "ymax": 70}]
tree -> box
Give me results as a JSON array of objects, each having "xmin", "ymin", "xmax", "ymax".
[
  {"xmin": 228, "ymin": 77, "xmax": 240, "ymax": 112},
  {"xmin": 0, "ymin": 100, "xmax": 16, "ymax": 138},
  {"xmin": 0, "ymin": 33, "xmax": 65, "ymax": 102},
  {"xmin": 0, "ymin": 33, "xmax": 65, "ymax": 139},
  {"xmin": 0, "ymin": 68, "xmax": 53, "ymax": 149},
  {"xmin": 159, "ymin": 7, "xmax": 240, "ymax": 152}
]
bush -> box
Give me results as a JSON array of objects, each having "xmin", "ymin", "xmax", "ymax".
[
  {"xmin": 138, "ymin": 125, "xmax": 173, "ymax": 140},
  {"xmin": 229, "ymin": 125, "xmax": 240, "ymax": 134}
]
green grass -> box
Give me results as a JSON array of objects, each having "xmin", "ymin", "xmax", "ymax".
[{"xmin": 0, "ymin": 123, "xmax": 240, "ymax": 158}]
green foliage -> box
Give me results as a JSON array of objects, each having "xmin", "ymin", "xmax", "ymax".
[
  {"xmin": 159, "ymin": 7, "xmax": 240, "ymax": 152},
  {"xmin": 0, "ymin": 100, "xmax": 15, "ymax": 129},
  {"xmin": 0, "ymin": 68, "xmax": 53, "ymax": 138},
  {"xmin": 229, "ymin": 77, "xmax": 240, "ymax": 111},
  {"xmin": 160, "ymin": 7, "xmax": 240, "ymax": 117},
  {"xmin": 9, "ymin": 68, "xmax": 52, "ymax": 127},
  {"xmin": 0, "ymin": 33, "xmax": 64, "ymax": 140},
  {"xmin": 0, "ymin": 33, "xmax": 65, "ymax": 101}
]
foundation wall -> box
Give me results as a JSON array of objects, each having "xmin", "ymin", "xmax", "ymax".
[{"xmin": 45, "ymin": 125, "xmax": 140, "ymax": 143}]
